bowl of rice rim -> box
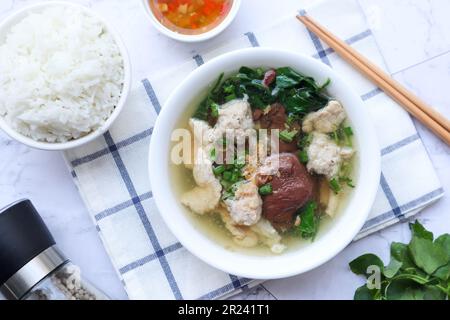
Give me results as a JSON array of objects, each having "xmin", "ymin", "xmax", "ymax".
[{"xmin": 0, "ymin": 1, "xmax": 131, "ymax": 150}]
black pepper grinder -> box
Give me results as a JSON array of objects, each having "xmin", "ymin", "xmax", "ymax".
[{"xmin": 0, "ymin": 199, "xmax": 109, "ymax": 300}]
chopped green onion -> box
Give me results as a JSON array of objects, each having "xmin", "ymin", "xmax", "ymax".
[
  {"xmin": 225, "ymin": 94, "xmax": 237, "ymax": 102},
  {"xmin": 210, "ymin": 103, "xmax": 219, "ymax": 118},
  {"xmin": 319, "ymin": 78, "xmax": 331, "ymax": 90},
  {"xmin": 259, "ymin": 183, "xmax": 273, "ymax": 196},
  {"xmin": 223, "ymin": 85, "xmax": 235, "ymax": 94},
  {"xmin": 344, "ymin": 126, "xmax": 353, "ymax": 137},
  {"xmin": 279, "ymin": 129, "xmax": 298, "ymax": 143},
  {"xmin": 286, "ymin": 115, "xmax": 299, "ymax": 126},
  {"xmin": 220, "ymin": 179, "xmax": 232, "ymax": 189},
  {"xmin": 234, "ymin": 155, "xmax": 246, "ymax": 168},
  {"xmin": 213, "ymin": 165, "xmax": 225, "ymax": 176},
  {"xmin": 329, "ymin": 125, "xmax": 354, "ymax": 147},
  {"xmin": 209, "ymin": 148, "xmax": 217, "ymax": 162},
  {"xmin": 222, "ymin": 171, "xmax": 232, "ymax": 182},
  {"xmin": 339, "ymin": 176, "xmax": 355, "ymax": 188},
  {"xmin": 230, "ymin": 172, "xmax": 240, "ymax": 183},
  {"xmin": 298, "ymin": 150, "xmax": 309, "ymax": 163},
  {"xmin": 256, "ymin": 67, "xmax": 264, "ymax": 78},
  {"xmin": 329, "ymin": 178, "xmax": 341, "ymax": 194},
  {"xmin": 330, "ymin": 131, "xmax": 339, "ymax": 144},
  {"xmin": 298, "ymin": 133, "xmax": 312, "ymax": 148}
]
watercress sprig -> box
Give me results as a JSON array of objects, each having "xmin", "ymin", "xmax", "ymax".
[{"xmin": 349, "ymin": 221, "xmax": 450, "ymax": 300}]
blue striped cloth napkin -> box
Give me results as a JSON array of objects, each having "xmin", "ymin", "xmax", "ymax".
[{"xmin": 64, "ymin": 0, "xmax": 443, "ymax": 299}]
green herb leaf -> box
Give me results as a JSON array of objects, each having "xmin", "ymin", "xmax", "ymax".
[
  {"xmin": 210, "ymin": 102, "xmax": 219, "ymax": 118},
  {"xmin": 383, "ymin": 257, "xmax": 403, "ymax": 278},
  {"xmin": 435, "ymin": 234, "xmax": 450, "ymax": 254},
  {"xmin": 409, "ymin": 221, "xmax": 434, "ymax": 241},
  {"xmin": 225, "ymin": 93, "xmax": 237, "ymax": 102},
  {"xmin": 279, "ymin": 129, "xmax": 298, "ymax": 143},
  {"xmin": 213, "ymin": 165, "xmax": 225, "ymax": 176},
  {"xmin": 349, "ymin": 254, "xmax": 384, "ymax": 276},
  {"xmin": 239, "ymin": 66, "xmax": 262, "ymax": 79},
  {"xmin": 385, "ymin": 279, "xmax": 427, "ymax": 300},
  {"xmin": 298, "ymin": 133, "xmax": 312, "ymax": 148},
  {"xmin": 275, "ymin": 75, "xmax": 299, "ymax": 89},
  {"xmin": 390, "ymin": 242, "xmax": 416, "ymax": 271},
  {"xmin": 223, "ymin": 84, "xmax": 235, "ymax": 94},
  {"xmin": 259, "ymin": 183, "xmax": 273, "ymax": 196},
  {"xmin": 222, "ymin": 171, "xmax": 232, "ymax": 182},
  {"xmin": 209, "ymin": 148, "xmax": 217, "ymax": 162},
  {"xmin": 296, "ymin": 202, "xmax": 320, "ymax": 240},
  {"xmin": 350, "ymin": 222, "xmax": 450, "ymax": 300},
  {"xmin": 409, "ymin": 237, "xmax": 449, "ymax": 275},
  {"xmin": 353, "ymin": 285, "xmax": 377, "ymax": 300},
  {"xmin": 433, "ymin": 263, "xmax": 450, "ymax": 281}
]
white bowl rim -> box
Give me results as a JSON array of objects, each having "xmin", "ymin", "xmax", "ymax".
[
  {"xmin": 0, "ymin": 1, "xmax": 132, "ymax": 151},
  {"xmin": 149, "ymin": 47, "xmax": 381, "ymax": 279},
  {"xmin": 140, "ymin": 0, "xmax": 242, "ymax": 43}
]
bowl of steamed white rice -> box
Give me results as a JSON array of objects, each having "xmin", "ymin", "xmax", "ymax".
[{"xmin": 0, "ymin": 2, "xmax": 131, "ymax": 150}]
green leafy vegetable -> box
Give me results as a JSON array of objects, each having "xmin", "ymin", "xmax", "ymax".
[
  {"xmin": 213, "ymin": 165, "xmax": 225, "ymax": 176},
  {"xmin": 295, "ymin": 201, "xmax": 320, "ymax": 240},
  {"xmin": 354, "ymin": 285, "xmax": 378, "ymax": 300},
  {"xmin": 383, "ymin": 257, "xmax": 403, "ymax": 279},
  {"xmin": 298, "ymin": 133, "xmax": 312, "ymax": 149},
  {"xmin": 410, "ymin": 220, "xmax": 434, "ymax": 241},
  {"xmin": 210, "ymin": 102, "xmax": 219, "ymax": 118},
  {"xmin": 222, "ymin": 171, "xmax": 232, "ymax": 182},
  {"xmin": 193, "ymin": 73, "xmax": 224, "ymax": 120},
  {"xmin": 193, "ymin": 66, "xmax": 331, "ymax": 120},
  {"xmin": 349, "ymin": 254, "xmax": 384, "ymax": 275},
  {"xmin": 279, "ymin": 129, "xmax": 298, "ymax": 143},
  {"xmin": 209, "ymin": 148, "xmax": 216, "ymax": 162},
  {"xmin": 259, "ymin": 183, "xmax": 273, "ymax": 196},
  {"xmin": 349, "ymin": 221, "xmax": 450, "ymax": 300},
  {"xmin": 409, "ymin": 237, "xmax": 448, "ymax": 275}
]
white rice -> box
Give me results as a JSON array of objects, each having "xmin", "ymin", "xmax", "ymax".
[{"xmin": 0, "ymin": 6, "xmax": 124, "ymax": 143}]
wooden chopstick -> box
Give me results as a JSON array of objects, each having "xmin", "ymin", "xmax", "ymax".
[{"xmin": 297, "ymin": 14, "xmax": 450, "ymax": 146}]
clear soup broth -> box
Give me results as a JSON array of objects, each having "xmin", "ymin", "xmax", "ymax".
[{"xmin": 169, "ymin": 67, "xmax": 359, "ymax": 255}]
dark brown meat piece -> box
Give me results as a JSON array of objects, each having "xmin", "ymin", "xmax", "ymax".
[
  {"xmin": 259, "ymin": 103, "xmax": 299, "ymax": 153},
  {"xmin": 279, "ymin": 140, "xmax": 299, "ymax": 153},
  {"xmin": 252, "ymin": 109, "xmax": 263, "ymax": 121},
  {"xmin": 258, "ymin": 153, "xmax": 316, "ymax": 232},
  {"xmin": 260, "ymin": 103, "xmax": 286, "ymax": 130}
]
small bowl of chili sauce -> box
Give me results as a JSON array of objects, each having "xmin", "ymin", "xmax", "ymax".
[{"xmin": 142, "ymin": 0, "xmax": 241, "ymax": 42}]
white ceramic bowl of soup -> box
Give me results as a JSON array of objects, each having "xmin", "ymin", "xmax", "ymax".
[
  {"xmin": 149, "ymin": 48, "xmax": 381, "ymax": 279},
  {"xmin": 141, "ymin": 0, "xmax": 241, "ymax": 42}
]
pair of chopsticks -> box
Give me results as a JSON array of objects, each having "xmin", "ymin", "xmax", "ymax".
[{"xmin": 297, "ymin": 14, "xmax": 450, "ymax": 146}]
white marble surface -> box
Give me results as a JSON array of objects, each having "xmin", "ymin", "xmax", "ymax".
[{"xmin": 0, "ymin": 0, "xmax": 449, "ymax": 300}]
